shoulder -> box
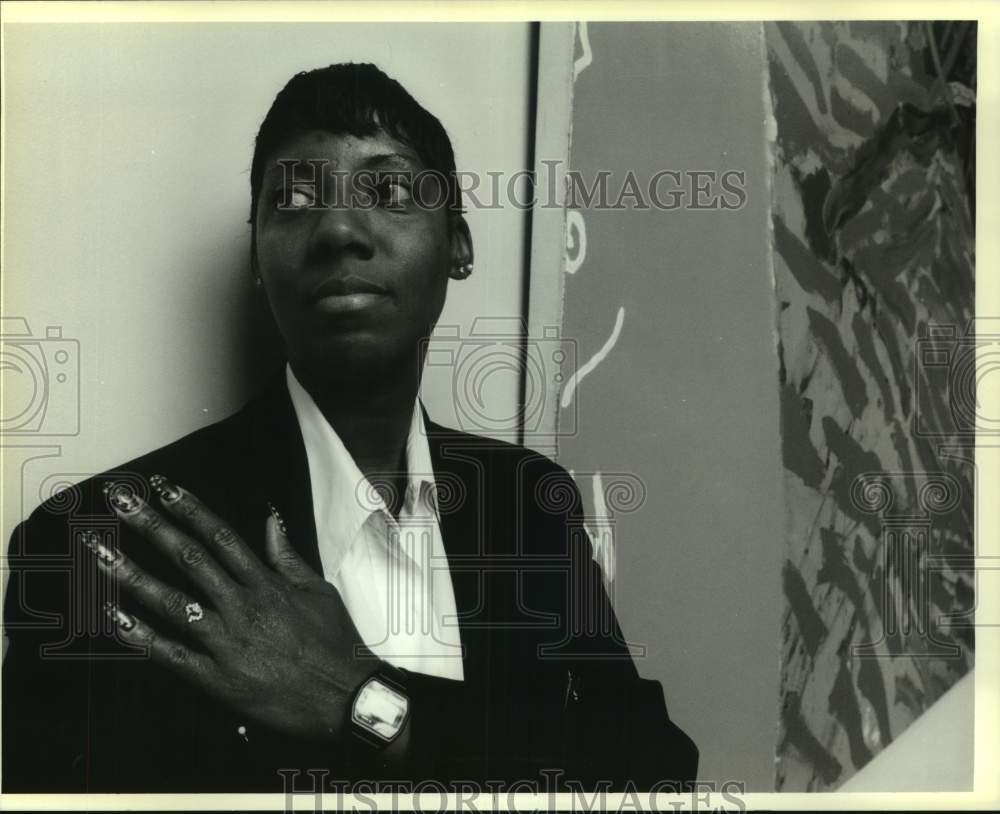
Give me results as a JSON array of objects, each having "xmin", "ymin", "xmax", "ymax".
[
  {"xmin": 22, "ymin": 373, "xmax": 303, "ymax": 536},
  {"xmin": 423, "ymin": 419, "xmax": 586, "ymax": 558},
  {"xmin": 16, "ymin": 403, "xmax": 252, "ymax": 547},
  {"xmin": 423, "ymin": 415, "xmax": 570, "ymax": 474},
  {"xmin": 425, "ymin": 419, "xmax": 581, "ymax": 497}
]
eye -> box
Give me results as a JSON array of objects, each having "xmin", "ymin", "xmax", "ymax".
[
  {"xmin": 273, "ymin": 184, "xmax": 317, "ymax": 210},
  {"xmin": 376, "ymin": 176, "xmax": 412, "ymax": 208},
  {"xmin": 290, "ymin": 187, "xmax": 314, "ymax": 208}
]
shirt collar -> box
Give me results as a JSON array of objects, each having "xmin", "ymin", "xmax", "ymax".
[{"xmin": 285, "ymin": 364, "xmax": 439, "ymax": 579}]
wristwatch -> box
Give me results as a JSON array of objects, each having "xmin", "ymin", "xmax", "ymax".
[{"xmin": 350, "ymin": 664, "xmax": 410, "ymax": 748}]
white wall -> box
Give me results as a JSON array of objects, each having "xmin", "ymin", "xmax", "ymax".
[
  {"xmin": 839, "ymin": 671, "xmax": 973, "ymax": 791},
  {"xmin": 1, "ymin": 22, "xmax": 532, "ymax": 545}
]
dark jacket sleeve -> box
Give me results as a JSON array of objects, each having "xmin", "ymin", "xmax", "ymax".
[
  {"xmin": 547, "ymin": 463, "xmax": 699, "ymax": 789},
  {"xmin": 3, "ymin": 501, "xmax": 98, "ymax": 791}
]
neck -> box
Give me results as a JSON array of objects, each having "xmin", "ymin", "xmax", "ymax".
[{"xmin": 292, "ymin": 360, "xmax": 419, "ymax": 480}]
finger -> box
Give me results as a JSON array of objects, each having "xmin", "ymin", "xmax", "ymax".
[
  {"xmin": 104, "ymin": 602, "xmax": 215, "ymax": 690},
  {"xmin": 149, "ymin": 475, "xmax": 264, "ymax": 585},
  {"xmin": 104, "ymin": 481, "xmax": 235, "ymax": 601},
  {"xmin": 264, "ymin": 503, "xmax": 319, "ymax": 587},
  {"xmin": 81, "ymin": 530, "xmax": 220, "ymax": 639}
]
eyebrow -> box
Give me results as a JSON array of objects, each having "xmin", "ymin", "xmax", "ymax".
[
  {"xmin": 262, "ymin": 151, "xmax": 423, "ymax": 182},
  {"xmin": 359, "ymin": 152, "xmax": 423, "ymax": 171}
]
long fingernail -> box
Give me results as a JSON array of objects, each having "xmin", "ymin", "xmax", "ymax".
[
  {"xmin": 267, "ymin": 501, "xmax": 287, "ymax": 535},
  {"xmin": 103, "ymin": 601, "xmax": 136, "ymax": 631},
  {"xmin": 81, "ymin": 531, "xmax": 121, "ymax": 566},
  {"xmin": 149, "ymin": 474, "xmax": 182, "ymax": 504},
  {"xmin": 103, "ymin": 482, "xmax": 142, "ymax": 514}
]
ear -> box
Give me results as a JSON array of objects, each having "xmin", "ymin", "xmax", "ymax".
[{"xmin": 447, "ymin": 215, "xmax": 475, "ymax": 280}]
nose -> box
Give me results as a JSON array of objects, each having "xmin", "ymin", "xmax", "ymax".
[{"xmin": 307, "ymin": 198, "xmax": 375, "ymax": 264}]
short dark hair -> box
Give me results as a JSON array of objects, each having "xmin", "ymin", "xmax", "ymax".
[{"xmin": 249, "ymin": 62, "xmax": 462, "ymax": 231}]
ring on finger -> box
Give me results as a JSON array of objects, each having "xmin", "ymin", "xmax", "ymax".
[{"xmin": 184, "ymin": 601, "xmax": 205, "ymax": 623}]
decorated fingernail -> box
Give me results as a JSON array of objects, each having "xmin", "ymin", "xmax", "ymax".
[
  {"xmin": 267, "ymin": 502, "xmax": 287, "ymax": 535},
  {"xmin": 81, "ymin": 531, "xmax": 121, "ymax": 566},
  {"xmin": 103, "ymin": 601, "xmax": 136, "ymax": 631},
  {"xmin": 103, "ymin": 482, "xmax": 141, "ymax": 514},
  {"xmin": 149, "ymin": 474, "xmax": 182, "ymax": 504}
]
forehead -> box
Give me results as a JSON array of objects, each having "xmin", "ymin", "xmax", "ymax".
[{"xmin": 262, "ymin": 129, "xmax": 423, "ymax": 176}]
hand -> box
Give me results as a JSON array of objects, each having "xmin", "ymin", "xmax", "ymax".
[{"xmin": 89, "ymin": 476, "xmax": 380, "ymax": 744}]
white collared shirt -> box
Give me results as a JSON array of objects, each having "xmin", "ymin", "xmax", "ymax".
[{"xmin": 285, "ymin": 365, "xmax": 464, "ymax": 681}]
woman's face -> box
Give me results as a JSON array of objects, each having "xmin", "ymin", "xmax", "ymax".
[{"xmin": 254, "ymin": 128, "xmax": 467, "ymax": 388}]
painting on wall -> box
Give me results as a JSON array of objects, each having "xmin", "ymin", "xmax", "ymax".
[{"xmin": 766, "ymin": 21, "xmax": 977, "ymax": 791}]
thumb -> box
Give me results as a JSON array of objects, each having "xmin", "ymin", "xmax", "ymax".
[{"xmin": 265, "ymin": 503, "xmax": 318, "ymax": 586}]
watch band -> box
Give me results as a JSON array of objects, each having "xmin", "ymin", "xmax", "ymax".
[{"xmin": 350, "ymin": 663, "xmax": 410, "ymax": 749}]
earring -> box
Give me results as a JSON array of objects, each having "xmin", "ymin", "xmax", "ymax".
[
  {"xmin": 454, "ymin": 261, "xmax": 474, "ymax": 279},
  {"xmin": 253, "ymin": 275, "xmax": 263, "ymax": 288}
]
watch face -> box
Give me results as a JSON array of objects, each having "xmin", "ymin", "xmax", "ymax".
[{"xmin": 352, "ymin": 676, "xmax": 409, "ymax": 742}]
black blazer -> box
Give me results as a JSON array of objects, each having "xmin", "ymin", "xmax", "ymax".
[{"xmin": 3, "ymin": 375, "xmax": 697, "ymax": 792}]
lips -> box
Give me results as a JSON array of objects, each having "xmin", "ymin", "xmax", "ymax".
[{"xmin": 310, "ymin": 274, "xmax": 388, "ymax": 300}]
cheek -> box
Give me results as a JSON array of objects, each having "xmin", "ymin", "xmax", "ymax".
[
  {"xmin": 255, "ymin": 228, "xmax": 292, "ymax": 277},
  {"xmin": 255, "ymin": 232, "xmax": 306, "ymax": 311},
  {"xmin": 400, "ymin": 237, "xmax": 451, "ymax": 320}
]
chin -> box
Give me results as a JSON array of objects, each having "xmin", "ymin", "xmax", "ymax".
[{"xmin": 300, "ymin": 333, "xmax": 418, "ymax": 388}]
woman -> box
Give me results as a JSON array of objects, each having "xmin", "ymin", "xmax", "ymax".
[{"xmin": 3, "ymin": 63, "xmax": 696, "ymax": 792}]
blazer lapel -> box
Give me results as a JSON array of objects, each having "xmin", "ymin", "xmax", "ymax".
[
  {"xmin": 422, "ymin": 405, "xmax": 492, "ymax": 679},
  {"xmin": 240, "ymin": 373, "xmax": 323, "ymax": 574}
]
